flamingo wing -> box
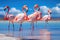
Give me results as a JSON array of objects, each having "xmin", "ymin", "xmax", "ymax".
[
  {"xmin": 13, "ymin": 13, "xmax": 25, "ymax": 22},
  {"xmin": 41, "ymin": 15, "xmax": 48, "ymax": 21}
]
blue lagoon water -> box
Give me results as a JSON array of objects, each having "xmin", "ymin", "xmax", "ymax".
[{"xmin": 0, "ymin": 21, "xmax": 60, "ymax": 40}]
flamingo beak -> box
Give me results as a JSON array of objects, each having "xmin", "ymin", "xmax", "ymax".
[
  {"xmin": 50, "ymin": 12, "xmax": 52, "ymax": 14},
  {"xmin": 26, "ymin": 9, "xmax": 28, "ymax": 13},
  {"xmin": 26, "ymin": 7, "xmax": 28, "ymax": 13},
  {"xmin": 38, "ymin": 8, "xmax": 40, "ymax": 11},
  {"xmin": 4, "ymin": 7, "xmax": 6, "ymax": 11}
]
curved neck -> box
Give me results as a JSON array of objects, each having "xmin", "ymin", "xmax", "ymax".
[
  {"xmin": 5, "ymin": 7, "xmax": 10, "ymax": 18},
  {"xmin": 34, "ymin": 7, "xmax": 40, "ymax": 12},
  {"xmin": 48, "ymin": 9, "xmax": 51, "ymax": 16},
  {"xmin": 6, "ymin": 7, "xmax": 10, "ymax": 15},
  {"xmin": 48, "ymin": 12, "xmax": 51, "ymax": 16},
  {"xmin": 8, "ymin": 8, "xmax": 9, "ymax": 13},
  {"xmin": 23, "ymin": 9, "xmax": 28, "ymax": 16},
  {"xmin": 24, "ymin": 12, "xmax": 28, "ymax": 16}
]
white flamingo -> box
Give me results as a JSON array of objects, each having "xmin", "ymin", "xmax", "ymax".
[
  {"xmin": 4, "ymin": 6, "xmax": 15, "ymax": 32},
  {"xmin": 12, "ymin": 5, "xmax": 28, "ymax": 31}
]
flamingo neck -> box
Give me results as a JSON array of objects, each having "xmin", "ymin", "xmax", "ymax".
[
  {"xmin": 48, "ymin": 9, "xmax": 51, "ymax": 16},
  {"xmin": 5, "ymin": 8, "xmax": 10, "ymax": 18},
  {"xmin": 48, "ymin": 13, "xmax": 51, "ymax": 20},
  {"xmin": 48, "ymin": 13, "xmax": 51, "ymax": 16},
  {"xmin": 6, "ymin": 11, "xmax": 9, "ymax": 17},
  {"xmin": 40, "ymin": 12, "xmax": 42, "ymax": 19},
  {"xmin": 24, "ymin": 12, "xmax": 27, "ymax": 16},
  {"xmin": 34, "ymin": 7, "xmax": 40, "ymax": 12}
]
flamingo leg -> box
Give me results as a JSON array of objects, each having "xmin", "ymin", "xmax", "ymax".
[
  {"xmin": 12, "ymin": 23, "xmax": 14, "ymax": 36},
  {"xmin": 36, "ymin": 21, "xmax": 37, "ymax": 29},
  {"xmin": 30, "ymin": 22, "xmax": 34, "ymax": 31},
  {"xmin": 31, "ymin": 22, "xmax": 34, "ymax": 35},
  {"xmin": 44, "ymin": 21, "xmax": 48, "ymax": 29},
  {"xmin": 30, "ymin": 22, "xmax": 32, "ymax": 29},
  {"xmin": 8, "ymin": 21, "xmax": 10, "ymax": 32},
  {"xmin": 8, "ymin": 21, "xmax": 11, "ymax": 36},
  {"xmin": 19, "ymin": 23, "xmax": 22, "ymax": 31},
  {"xmin": 12, "ymin": 23, "xmax": 14, "ymax": 31},
  {"xmin": 30, "ymin": 21, "xmax": 34, "ymax": 30}
]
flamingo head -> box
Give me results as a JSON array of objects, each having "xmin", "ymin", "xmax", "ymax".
[
  {"xmin": 34, "ymin": 4, "xmax": 39, "ymax": 8},
  {"xmin": 22, "ymin": 5, "xmax": 28, "ymax": 13},
  {"xmin": 48, "ymin": 9, "xmax": 52, "ymax": 14},
  {"xmin": 34, "ymin": 4, "xmax": 40, "ymax": 11},
  {"xmin": 4, "ymin": 6, "xmax": 10, "ymax": 11}
]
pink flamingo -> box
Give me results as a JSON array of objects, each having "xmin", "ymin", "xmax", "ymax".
[
  {"xmin": 12, "ymin": 5, "xmax": 28, "ymax": 31},
  {"xmin": 4, "ymin": 6, "xmax": 15, "ymax": 32},
  {"xmin": 39, "ymin": 9, "xmax": 51, "ymax": 40},
  {"xmin": 34, "ymin": 4, "xmax": 42, "ymax": 27},
  {"xmin": 28, "ymin": 4, "xmax": 42, "ymax": 35},
  {"xmin": 41, "ymin": 9, "xmax": 52, "ymax": 29}
]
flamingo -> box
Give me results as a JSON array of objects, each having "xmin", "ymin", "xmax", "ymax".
[
  {"xmin": 12, "ymin": 5, "xmax": 28, "ymax": 31},
  {"xmin": 41, "ymin": 9, "xmax": 52, "ymax": 29},
  {"xmin": 28, "ymin": 4, "xmax": 42, "ymax": 35},
  {"xmin": 4, "ymin": 6, "xmax": 15, "ymax": 32},
  {"xmin": 34, "ymin": 4, "xmax": 42, "ymax": 27},
  {"xmin": 39, "ymin": 9, "xmax": 51, "ymax": 40}
]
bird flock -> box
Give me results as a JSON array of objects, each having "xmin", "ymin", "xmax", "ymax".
[{"xmin": 3, "ymin": 4, "xmax": 52, "ymax": 35}]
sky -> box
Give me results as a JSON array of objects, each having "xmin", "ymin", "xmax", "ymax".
[{"xmin": 0, "ymin": 0, "xmax": 60, "ymax": 18}]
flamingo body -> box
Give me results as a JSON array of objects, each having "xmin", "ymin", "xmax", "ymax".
[
  {"xmin": 28, "ymin": 11, "xmax": 41, "ymax": 22},
  {"xmin": 13, "ymin": 13, "xmax": 26, "ymax": 22},
  {"xmin": 41, "ymin": 15, "xmax": 51, "ymax": 21},
  {"xmin": 41, "ymin": 9, "xmax": 51, "ymax": 21}
]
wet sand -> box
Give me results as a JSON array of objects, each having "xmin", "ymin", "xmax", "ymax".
[{"xmin": 0, "ymin": 34, "xmax": 19, "ymax": 40}]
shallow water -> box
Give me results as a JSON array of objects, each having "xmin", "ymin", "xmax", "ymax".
[{"xmin": 0, "ymin": 21, "xmax": 60, "ymax": 40}]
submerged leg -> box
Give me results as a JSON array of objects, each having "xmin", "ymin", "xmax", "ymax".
[
  {"xmin": 8, "ymin": 21, "xmax": 10, "ymax": 32},
  {"xmin": 30, "ymin": 22, "xmax": 34, "ymax": 31},
  {"xmin": 19, "ymin": 23, "xmax": 22, "ymax": 31},
  {"xmin": 36, "ymin": 21, "xmax": 37, "ymax": 29},
  {"xmin": 7, "ymin": 21, "xmax": 10, "ymax": 36},
  {"xmin": 32, "ymin": 22, "xmax": 34, "ymax": 31},
  {"xmin": 44, "ymin": 21, "xmax": 48, "ymax": 29},
  {"xmin": 12, "ymin": 22, "xmax": 14, "ymax": 37},
  {"xmin": 12, "ymin": 23, "xmax": 14, "ymax": 31},
  {"xmin": 31, "ymin": 22, "xmax": 34, "ymax": 35}
]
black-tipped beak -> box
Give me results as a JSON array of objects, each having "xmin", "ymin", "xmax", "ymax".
[
  {"xmin": 50, "ymin": 12, "xmax": 52, "ymax": 14},
  {"xmin": 26, "ymin": 10, "xmax": 28, "ymax": 13},
  {"xmin": 4, "ymin": 8, "xmax": 6, "ymax": 11},
  {"xmin": 38, "ymin": 8, "xmax": 40, "ymax": 11}
]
